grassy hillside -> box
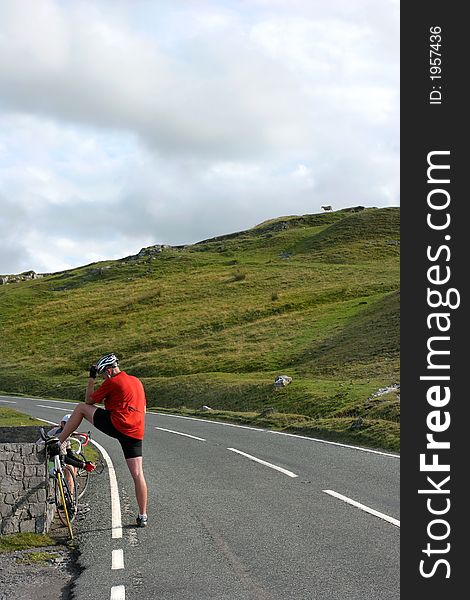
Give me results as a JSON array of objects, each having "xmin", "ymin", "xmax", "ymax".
[{"xmin": 0, "ymin": 207, "xmax": 400, "ymax": 450}]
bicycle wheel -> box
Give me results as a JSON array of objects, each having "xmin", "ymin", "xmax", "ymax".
[
  {"xmin": 76, "ymin": 453, "xmax": 89, "ymax": 499},
  {"xmin": 55, "ymin": 467, "xmax": 77, "ymax": 531}
]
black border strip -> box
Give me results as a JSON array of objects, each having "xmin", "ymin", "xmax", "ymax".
[{"xmin": 401, "ymin": 3, "xmax": 465, "ymax": 596}]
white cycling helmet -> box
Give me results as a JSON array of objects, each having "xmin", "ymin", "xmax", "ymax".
[
  {"xmin": 61, "ymin": 414, "xmax": 71, "ymax": 423},
  {"xmin": 96, "ymin": 353, "xmax": 119, "ymax": 374}
]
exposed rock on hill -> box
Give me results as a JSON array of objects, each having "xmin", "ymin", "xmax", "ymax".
[{"xmin": 0, "ymin": 271, "xmax": 44, "ymax": 285}]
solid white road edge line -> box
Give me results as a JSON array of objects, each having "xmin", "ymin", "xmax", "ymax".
[
  {"xmin": 323, "ymin": 490, "xmax": 400, "ymax": 528},
  {"xmin": 227, "ymin": 448, "xmax": 298, "ymax": 478},
  {"xmin": 2, "ymin": 398, "xmax": 400, "ymax": 458},
  {"xmin": 110, "ymin": 585, "xmax": 126, "ymax": 600},
  {"xmin": 29, "ymin": 398, "xmax": 78, "ymax": 405},
  {"xmin": 155, "ymin": 427, "xmax": 206, "ymax": 441},
  {"xmin": 90, "ymin": 438, "xmax": 123, "ymax": 539},
  {"xmin": 270, "ymin": 431, "xmax": 399, "ymax": 459},
  {"xmin": 37, "ymin": 417, "xmax": 124, "ymax": 538},
  {"xmin": 38, "ymin": 420, "xmax": 126, "ymax": 598},
  {"xmin": 150, "ymin": 411, "xmax": 399, "ymax": 458},
  {"xmin": 152, "ymin": 412, "xmax": 265, "ymax": 432},
  {"xmin": 112, "ymin": 549, "xmax": 125, "ymax": 570}
]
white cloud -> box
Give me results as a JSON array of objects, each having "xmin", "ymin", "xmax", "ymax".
[
  {"xmin": 0, "ymin": 1, "xmax": 308, "ymax": 158},
  {"xmin": 0, "ymin": 0, "xmax": 399, "ymax": 274}
]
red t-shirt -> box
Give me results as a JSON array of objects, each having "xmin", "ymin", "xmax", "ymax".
[{"xmin": 91, "ymin": 371, "xmax": 146, "ymax": 440}]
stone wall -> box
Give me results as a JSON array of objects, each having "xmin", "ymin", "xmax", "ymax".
[{"xmin": 0, "ymin": 427, "xmax": 55, "ymax": 534}]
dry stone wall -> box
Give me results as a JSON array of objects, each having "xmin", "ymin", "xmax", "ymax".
[{"xmin": 0, "ymin": 427, "xmax": 55, "ymax": 534}]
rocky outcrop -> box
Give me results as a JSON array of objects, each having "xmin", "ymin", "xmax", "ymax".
[
  {"xmin": 341, "ymin": 206, "xmax": 367, "ymax": 213},
  {"xmin": 274, "ymin": 375, "xmax": 293, "ymax": 387},
  {"xmin": 121, "ymin": 244, "xmax": 173, "ymax": 262},
  {"xmin": 0, "ymin": 270, "xmax": 44, "ymax": 285}
]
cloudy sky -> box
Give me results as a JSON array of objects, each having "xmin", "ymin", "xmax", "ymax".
[{"xmin": 0, "ymin": 0, "xmax": 399, "ymax": 274}]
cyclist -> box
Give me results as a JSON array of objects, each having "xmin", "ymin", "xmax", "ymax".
[{"xmin": 55, "ymin": 353, "xmax": 148, "ymax": 527}]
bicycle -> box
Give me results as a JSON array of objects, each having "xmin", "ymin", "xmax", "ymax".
[{"xmin": 40, "ymin": 427, "xmax": 77, "ymax": 540}]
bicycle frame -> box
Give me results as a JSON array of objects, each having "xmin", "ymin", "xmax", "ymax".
[{"xmin": 41, "ymin": 428, "xmax": 76, "ymax": 540}]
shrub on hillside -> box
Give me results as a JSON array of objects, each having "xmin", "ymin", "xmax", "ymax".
[{"xmin": 231, "ymin": 270, "xmax": 246, "ymax": 282}]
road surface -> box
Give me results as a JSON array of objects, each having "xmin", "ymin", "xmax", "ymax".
[{"xmin": 1, "ymin": 395, "xmax": 399, "ymax": 600}]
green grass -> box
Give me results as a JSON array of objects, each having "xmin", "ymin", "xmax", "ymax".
[
  {"xmin": 82, "ymin": 446, "xmax": 100, "ymax": 463},
  {"xmin": 0, "ymin": 533, "xmax": 57, "ymax": 553},
  {"xmin": 0, "ymin": 207, "xmax": 400, "ymax": 450},
  {"xmin": 16, "ymin": 551, "xmax": 60, "ymax": 564},
  {"xmin": 0, "ymin": 407, "xmax": 44, "ymax": 427},
  {"xmin": 0, "ymin": 406, "xmax": 100, "ymax": 462}
]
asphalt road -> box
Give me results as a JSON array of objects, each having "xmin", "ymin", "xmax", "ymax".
[{"xmin": 2, "ymin": 395, "xmax": 400, "ymax": 600}]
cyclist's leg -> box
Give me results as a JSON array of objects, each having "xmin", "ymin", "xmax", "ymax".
[
  {"xmin": 63, "ymin": 459, "xmax": 74, "ymax": 495},
  {"xmin": 126, "ymin": 456, "xmax": 147, "ymax": 516},
  {"xmin": 91, "ymin": 414, "xmax": 148, "ymax": 514},
  {"xmin": 120, "ymin": 437, "xmax": 147, "ymax": 515},
  {"xmin": 58, "ymin": 404, "xmax": 97, "ymax": 444}
]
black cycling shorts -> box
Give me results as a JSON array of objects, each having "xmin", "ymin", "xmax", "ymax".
[{"xmin": 93, "ymin": 408, "xmax": 143, "ymax": 459}]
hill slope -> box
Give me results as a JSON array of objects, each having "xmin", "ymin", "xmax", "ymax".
[{"xmin": 0, "ymin": 207, "xmax": 400, "ymax": 450}]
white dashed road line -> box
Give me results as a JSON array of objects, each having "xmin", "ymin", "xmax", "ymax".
[
  {"xmin": 227, "ymin": 448, "xmax": 298, "ymax": 478},
  {"xmin": 110, "ymin": 585, "xmax": 126, "ymax": 600},
  {"xmin": 323, "ymin": 490, "xmax": 400, "ymax": 527},
  {"xmin": 0, "ymin": 399, "xmax": 16, "ymax": 403},
  {"xmin": 155, "ymin": 426, "xmax": 206, "ymax": 441},
  {"xmin": 112, "ymin": 549, "xmax": 125, "ymax": 570}
]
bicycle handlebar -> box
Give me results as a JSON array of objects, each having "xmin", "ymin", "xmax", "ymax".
[{"xmin": 71, "ymin": 432, "xmax": 90, "ymax": 446}]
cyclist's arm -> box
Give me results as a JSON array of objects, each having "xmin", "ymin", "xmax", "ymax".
[
  {"xmin": 86, "ymin": 377, "xmax": 109, "ymax": 405},
  {"xmin": 85, "ymin": 377, "xmax": 98, "ymax": 404},
  {"xmin": 64, "ymin": 450, "xmax": 85, "ymax": 469}
]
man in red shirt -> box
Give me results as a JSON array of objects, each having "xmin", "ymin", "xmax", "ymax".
[{"xmin": 57, "ymin": 353, "xmax": 148, "ymax": 527}]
